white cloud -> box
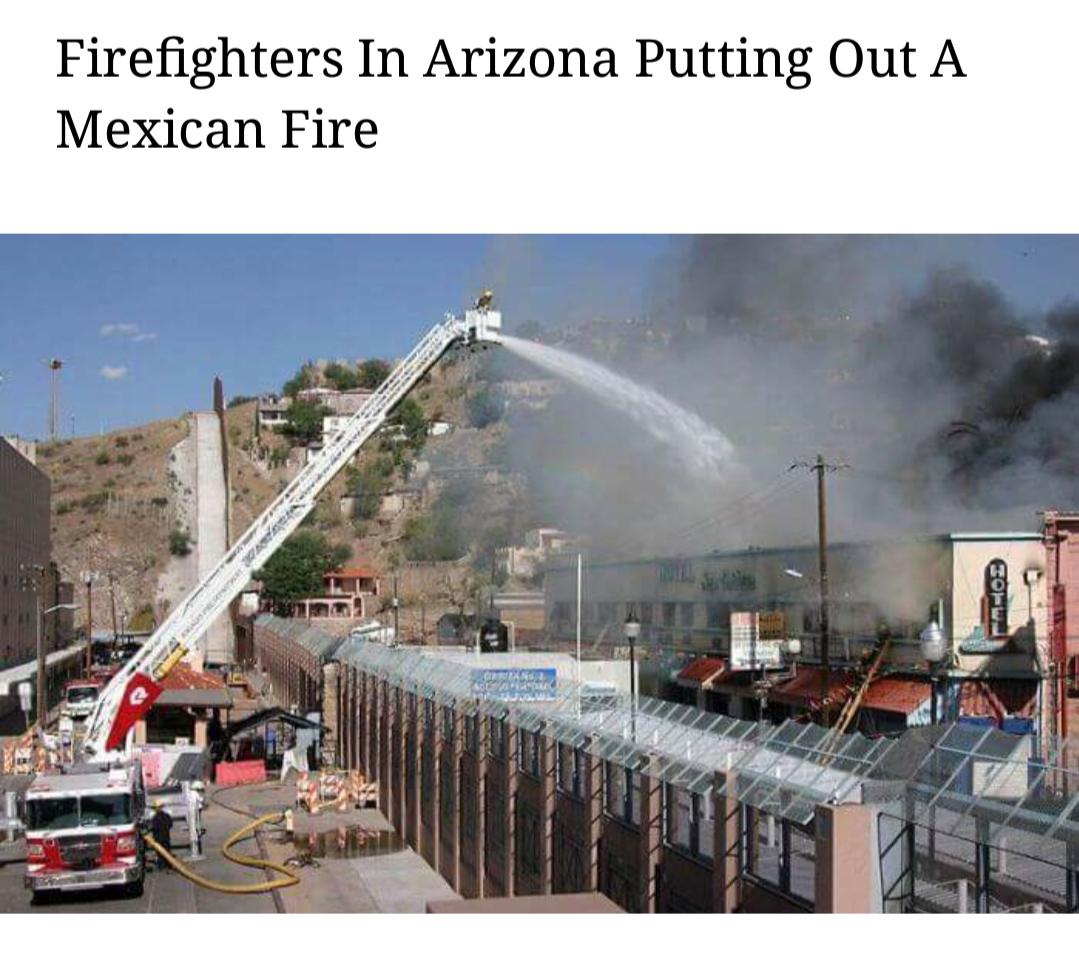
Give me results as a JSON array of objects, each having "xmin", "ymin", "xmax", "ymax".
[
  {"xmin": 100, "ymin": 322, "xmax": 156, "ymax": 342},
  {"xmin": 100, "ymin": 365, "xmax": 128, "ymax": 381}
]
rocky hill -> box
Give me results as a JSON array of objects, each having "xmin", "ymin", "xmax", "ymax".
[{"xmin": 41, "ymin": 343, "xmax": 547, "ymax": 638}]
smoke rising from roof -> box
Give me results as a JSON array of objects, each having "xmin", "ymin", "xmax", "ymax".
[{"xmin": 492, "ymin": 236, "xmax": 1079, "ymax": 558}]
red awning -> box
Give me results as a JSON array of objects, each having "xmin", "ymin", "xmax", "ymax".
[
  {"xmin": 959, "ymin": 679, "xmax": 1037, "ymax": 723},
  {"xmin": 675, "ymin": 657, "xmax": 727, "ymax": 689},
  {"xmin": 863, "ymin": 677, "xmax": 931, "ymax": 715},
  {"xmin": 768, "ymin": 668, "xmax": 856, "ymax": 711}
]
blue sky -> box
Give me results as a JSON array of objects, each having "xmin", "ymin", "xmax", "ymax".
[{"xmin": 1, "ymin": 234, "xmax": 1077, "ymax": 439}]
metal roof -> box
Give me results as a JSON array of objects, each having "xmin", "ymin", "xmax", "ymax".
[
  {"xmin": 334, "ymin": 642, "xmax": 1079, "ymax": 840},
  {"xmin": 254, "ymin": 613, "xmax": 348, "ymax": 662}
]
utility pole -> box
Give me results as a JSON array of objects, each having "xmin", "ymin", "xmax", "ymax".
[
  {"xmin": 392, "ymin": 575, "xmax": 400, "ymax": 641},
  {"xmin": 816, "ymin": 454, "xmax": 830, "ymax": 680},
  {"xmin": 43, "ymin": 358, "xmax": 63, "ymax": 443},
  {"xmin": 81, "ymin": 570, "xmax": 97, "ymax": 673},
  {"xmin": 20, "ymin": 564, "xmax": 46, "ymax": 728},
  {"xmin": 791, "ymin": 455, "xmax": 847, "ymax": 722},
  {"xmin": 108, "ymin": 573, "xmax": 120, "ymax": 659}
]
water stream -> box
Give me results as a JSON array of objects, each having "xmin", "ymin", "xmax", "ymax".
[{"xmin": 500, "ymin": 336, "xmax": 736, "ymax": 479}]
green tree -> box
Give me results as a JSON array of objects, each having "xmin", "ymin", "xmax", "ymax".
[
  {"xmin": 347, "ymin": 460, "xmax": 392, "ymax": 521},
  {"xmin": 403, "ymin": 509, "xmax": 466, "ymax": 562},
  {"xmin": 168, "ymin": 528, "xmax": 192, "ymax": 556},
  {"xmin": 389, "ymin": 397, "xmax": 427, "ymax": 450},
  {"xmin": 284, "ymin": 400, "xmax": 330, "ymax": 442},
  {"xmin": 255, "ymin": 530, "xmax": 350, "ymax": 613},
  {"xmin": 282, "ymin": 364, "xmax": 315, "ymax": 398},
  {"xmin": 357, "ymin": 358, "xmax": 391, "ymax": 389},
  {"xmin": 323, "ymin": 362, "xmax": 360, "ymax": 391}
]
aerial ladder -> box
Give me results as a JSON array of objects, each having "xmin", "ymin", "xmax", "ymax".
[{"xmin": 81, "ymin": 301, "xmax": 502, "ymax": 760}]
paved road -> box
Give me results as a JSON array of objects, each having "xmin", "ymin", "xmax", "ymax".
[
  {"xmin": 0, "ymin": 779, "xmax": 458, "ymax": 914},
  {"xmin": 0, "ymin": 789, "xmax": 277, "ymax": 914}
]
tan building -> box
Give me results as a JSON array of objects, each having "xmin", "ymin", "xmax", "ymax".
[
  {"xmin": 544, "ymin": 532, "xmax": 1051, "ymax": 734},
  {"xmin": 290, "ymin": 567, "xmax": 381, "ymax": 621},
  {"xmin": 0, "ymin": 437, "xmax": 51, "ymax": 667}
]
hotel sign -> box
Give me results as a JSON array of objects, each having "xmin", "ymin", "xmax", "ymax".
[{"xmin": 984, "ymin": 558, "xmax": 1009, "ymax": 636}]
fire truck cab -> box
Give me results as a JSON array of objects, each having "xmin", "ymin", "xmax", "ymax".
[{"xmin": 23, "ymin": 761, "xmax": 146, "ymax": 901}]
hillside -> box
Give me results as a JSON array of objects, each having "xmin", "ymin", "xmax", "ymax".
[
  {"xmin": 38, "ymin": 417, "xmax": 191, "ymax": 631},
  {"xmin": 41, "ymin": 343, "xmax": 546, "ymax": 640}
]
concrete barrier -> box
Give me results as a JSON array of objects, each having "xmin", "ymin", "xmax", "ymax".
[{"xmin": 215, "ymin": 759, "xmax": 267, "ymax": 786}]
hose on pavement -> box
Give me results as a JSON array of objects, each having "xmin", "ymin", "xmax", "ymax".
[{"xmin": 143, "ymin": 812, "xmax": 300, "ymax": 895}]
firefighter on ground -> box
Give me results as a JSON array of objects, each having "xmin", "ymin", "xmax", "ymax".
[{"xmin": 149, "ymin": 801, "xmax": 173, "ymax": 870}]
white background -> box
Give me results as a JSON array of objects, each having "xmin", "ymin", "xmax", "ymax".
[
  {"xmin": 1, "ymin": 0, "xmax": 1076, "ymax": 232},
  {"xmin": 1, "ymin": 0, "xmax": 1076, "ymax": 945}
]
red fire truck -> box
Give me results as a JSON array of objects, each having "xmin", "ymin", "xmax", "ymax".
[{"xmin": 23, "ymin": 762, "xmax": 146, "ymax": 901}]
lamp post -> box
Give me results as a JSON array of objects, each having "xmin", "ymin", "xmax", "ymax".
[
  {"xmin": 920, "ymin": 615, "xmax": 948, "ymax": 725},
  {"xmin": 80, "ymin": 570, "xmax": 98, "ymax": 674},
  {"xmin": 37, "ymin": 601, "xmax": 79, "ymax": 730},
  {"xmin": 784, "ymin": 636, "xmax": 802, "ymax": 676},
  {"xmin": 624, "ymin": 608, "xmax": 641, "ymax": 740}
]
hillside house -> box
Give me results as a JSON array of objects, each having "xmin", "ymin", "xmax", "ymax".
[{"xmin": 290, "ymin": 566, "xmax": 381, "ymax": 621}]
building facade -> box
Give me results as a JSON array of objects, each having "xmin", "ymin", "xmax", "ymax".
[
  {"xmin": 543, "ymin": 533, "xmax": 1050, "ymax": 733},
  {"xmin": 0, "ymin": 438, "xmax": 51, "ymax": 667}
]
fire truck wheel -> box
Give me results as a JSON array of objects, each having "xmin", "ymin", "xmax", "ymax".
[{"xmin": 124, "ymin": 877, "xmax": 145, "ymax": 899}]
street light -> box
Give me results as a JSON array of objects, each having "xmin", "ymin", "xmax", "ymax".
[
  {"xmin": 920, "ymin": 615, "xmax": 948, "ymax": 725},
  {"xmin": 37, "ymin": 601, "xmax": 79, "ymax": 730},
  {"xmin": 624, "ymin": 608, "xmax": 641, "ymax": 739}
]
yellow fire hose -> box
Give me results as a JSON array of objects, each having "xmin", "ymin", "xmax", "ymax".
[{"xmin": 143, "ymin": 812, "xmax": 300, "ymax": 894}]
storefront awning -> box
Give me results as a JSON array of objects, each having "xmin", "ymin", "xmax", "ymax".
[{"xmin": 674, "ymin": 657, "xmax": 728, "ymax": 690}]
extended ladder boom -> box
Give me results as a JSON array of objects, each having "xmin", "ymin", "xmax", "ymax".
[{"xmin": 83, "ymin": 305, "xmax": 501, "ymax": 758}]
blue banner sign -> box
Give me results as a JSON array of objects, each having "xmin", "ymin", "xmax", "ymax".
[{"xmin": 471, "ymin": 667, "xmax": 557, "ymax": 702}]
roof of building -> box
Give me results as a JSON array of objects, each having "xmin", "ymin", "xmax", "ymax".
[
  {"xmin": 156, "ymin": 663, "xmax": 233, "ymax": 708},
  {"xmin": 325, "ymin": 566, "xmax": 379, "ymax": 579},
  {"xmin": 958, "ymin": 678, "xmax": 1038, "ymax": 722},
  {"xmin": 863, "ymin": 677, "xmax": 931, "ymax": 715},
  {"xmin": 768, "ymin": 668, "xmax": 856, "ymax": 710},
  {"xmin": 675, "ymin": 657, "xmax": 728, "ymax": 688},
  {"xmin": 545, "ymin": 531, "xmax": 1042, "ymax": 575}
]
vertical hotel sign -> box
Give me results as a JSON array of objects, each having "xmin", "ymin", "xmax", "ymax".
[{"xmin": 985, "ymin": 558, "xmax": 1008, "ymax": 635}]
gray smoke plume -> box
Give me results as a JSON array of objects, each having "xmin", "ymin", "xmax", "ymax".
[{"xmin": 490, "ymin": 236, "xmax": 1079, "ymax": 560}]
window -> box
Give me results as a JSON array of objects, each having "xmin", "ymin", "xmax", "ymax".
[
  {"xmin": 442, "ymin": 705, "xmax": 456, "ymax": 745},
  {"xmin": 605, "ymin": 763, "xmax": 641, "ymax": 827},
  {"xmin": 639, "ymin": 603, "xmax": 654, "ymax": 626},
  {"xmin": 662, "ymin": 603, "xmax": 676, "ymax": 627},
  {"xmin": 464, "ymin": 712, "xmax": 480, "ymax": 754},
  {"xmin": 423, "ymin": 698, "xmax": 435, "ymax": 735},
  {"xmin": 557, "ymin": 743, "xmax": 584, "ymax": 798},
  {"xmin": 665, "ymin": 784, "xmax": 713, "ymax": 860},
  {"xmin": 488, "ymin": 715, "xmax": 506, "ymax": 760},
  {"xmin": 517, "ymin": 728, "xmax": 541, "ymax": 778},
  {"xmin": 706, "ymin": 602, "xmax": 725, "ymax": 629},
  {"xmin": 680, "ymin": 602, "xmax": 696, "ymax": 629}
]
